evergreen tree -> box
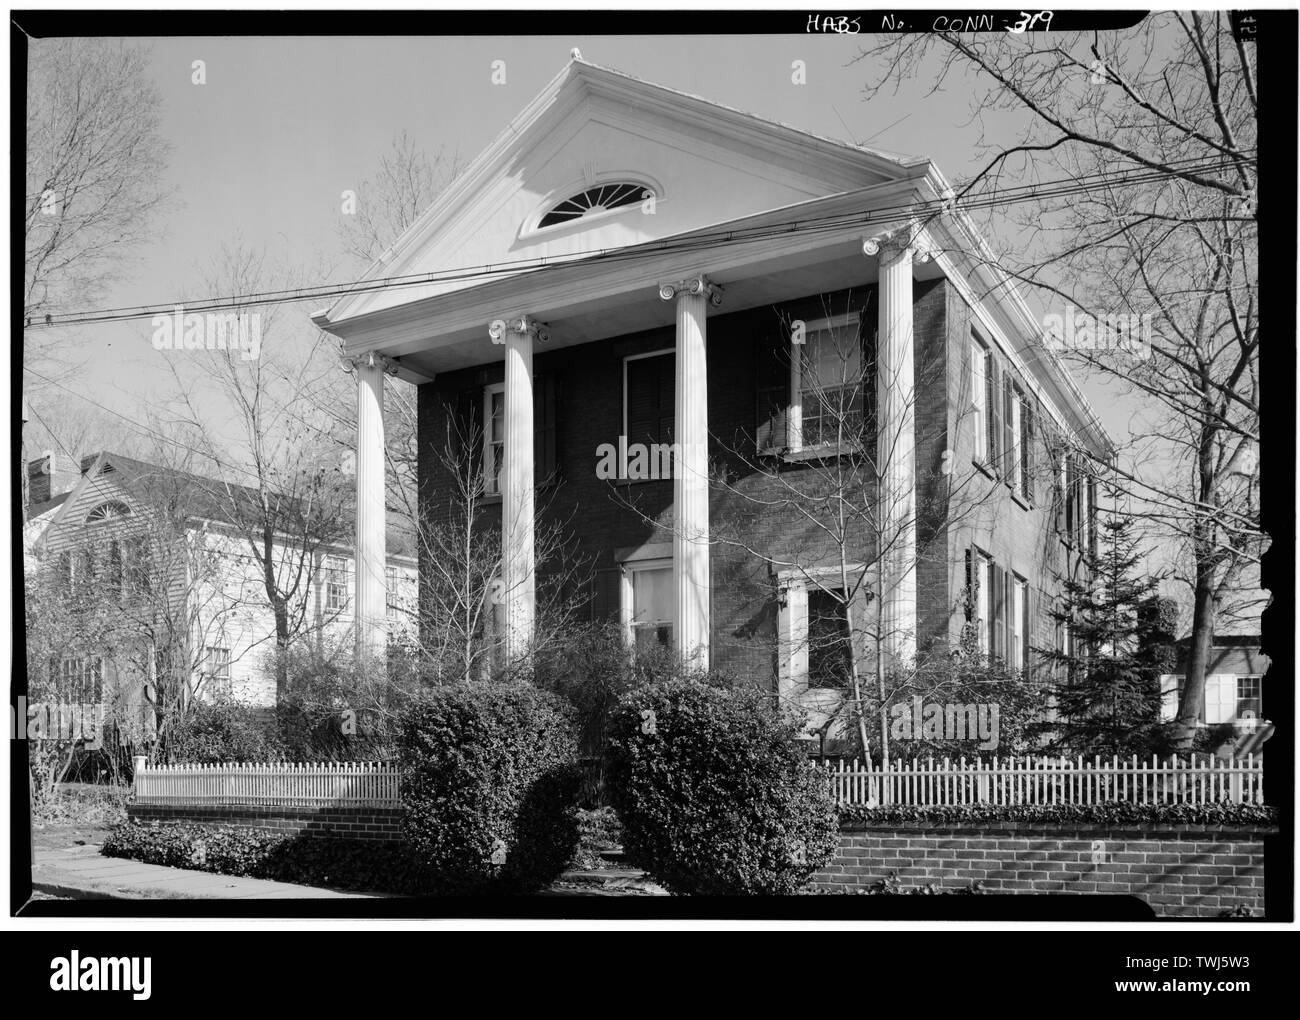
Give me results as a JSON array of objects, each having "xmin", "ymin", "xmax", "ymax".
[{"xmin": 1044, "ymin": 484, "xmax": 1169, "ymax": 756}]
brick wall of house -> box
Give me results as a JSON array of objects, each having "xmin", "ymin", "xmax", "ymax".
[
  {"xmin": 127, "ymin": 803, "xmax": 403, "ymax": 841},
  {"xmin": 937, "ymin": 283, "xmax": 1089, "ymax": 664},
  {"xmin": 811, "ymin": 823, "xmax": 1270, "ymax": 918},
  {"xmin": 417, "ymin": 284, "xmax": 883, "ymax": 685}
]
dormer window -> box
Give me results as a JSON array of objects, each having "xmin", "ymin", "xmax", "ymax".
[{"xmin": 538, "ymin": 182, "xmax": 648, "ymax": 228}]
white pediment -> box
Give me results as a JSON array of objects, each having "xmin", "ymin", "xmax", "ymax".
[{"xmin": 325, "ymin": 60, "xmax": 913, "ymax": 324}]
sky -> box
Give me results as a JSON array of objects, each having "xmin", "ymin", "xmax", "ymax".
[{"xmin": 28, "ymin": 32, "xmax": 1137, "ymax": 459}]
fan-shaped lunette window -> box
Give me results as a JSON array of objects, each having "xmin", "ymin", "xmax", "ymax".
[
  {"xmin": 538, "ymin": 182, "xmax": 648, "ymax": 228},
  {"xmin": 86, "ymin": 501, "xmax": 132, "ymax": 522}
]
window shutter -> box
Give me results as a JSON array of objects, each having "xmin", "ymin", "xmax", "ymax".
[
  {"xmin": 1064, "ymin": 454, "xmax": 1076, "ymax": 537},
  {"xmin": 779, "ymin": 584, "xmax": 810, "ymax": 689},
  {"xmin": 627, "ymin": 354, "xmax": 672, "ymax": 448},
  {"xmin": 964, "ymin": 548, "xmax": 973, "ymax": 622},
  {"xmin": 861, "ymin": 305, "xmax": 878, "ymax": 450},
  {"xmin": 1159, "ymin": 675, "xmax": 1180, "ymax": 722},
  {"xmin": 1087, "ymin": 475, "xmax": 1098, "ymax": 557},
  {"xmin": 986, "ymin": 359, "xmax": 1001, "ymax": 474},
  {"xmin": 1075, "ymin": 464, "xmax": 1087, "ymax": 547},
  {"xmin": 1002, "ymin": 374, "xmax": 1015, "ymax": 486},
  {"xmin": 989, "ymin": 564, "xmax": 1002, "ymax": 659},
  {"xmin": 1002, "ymin": 569, "xmax": 1013, "ymax": 662},
  {"xmin": 1022, "ymin": 401, "xmax": 1035, "ymax": 502},
  {"xmin": 1052, "ymin": 443, "xmax": 1065, "ymax": 532},
  {"xmin": 1204, "ymin": 675, "xmax": 1235, "ymax": 724},
  {"xmin": 533, "ymin": 374, "xmax": 559, "ymax": 486},
  {"xmin": 755, "ymin": 329, "xmax": 787, "ymax": 453},
  {"xmin": 589, "ymin": 567, "xmax": 622, "ymax": 623}
]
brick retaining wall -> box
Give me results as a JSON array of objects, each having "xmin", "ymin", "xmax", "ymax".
[
  {"xmin": 812, "ymin": 824, "xmax": 1272, "ymax": 918},
  {"xmin": 127, "ymin": 803, "xmax": 403, "ymax": 841}
]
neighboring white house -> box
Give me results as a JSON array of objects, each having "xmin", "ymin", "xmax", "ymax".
[{"xmin": 26, "ymin": 451, "xmax": 417, "ymax": 716}]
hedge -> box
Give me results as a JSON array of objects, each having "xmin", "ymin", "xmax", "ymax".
[{"xmin": 101, "ymin": 822, "xmax": 435, "ymax": 894}]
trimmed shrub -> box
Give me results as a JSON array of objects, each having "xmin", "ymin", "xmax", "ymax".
[
  {"xmin": 398, "ymin": 683, "xmax": 580, "ymax": 894},
  {"xmin": 102, "ymin": 821, "xmax": 435, "ymax": 894},
  {"xmin": 607, "ymin": 679, "xmax": 839, "ymax": 895}
]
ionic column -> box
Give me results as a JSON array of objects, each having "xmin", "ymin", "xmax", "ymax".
[
  {"xmin": 658, "ymin": 275, "xmax": 722, "ymax": 669},
  {"xmin": 347, "ymin": 350, "xmax": 395, "ymax": 657},
  {"xmin": 864, "ymin": 226, "xmax": 927, "ymax": 665},
  {"xmin": 489, "ymin": 315, "xmax": 548, "ymax": 663}
]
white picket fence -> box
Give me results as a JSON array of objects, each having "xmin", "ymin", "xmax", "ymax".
[
  {"xmin": 133, "ymin": 761, "xmax": 401, "ymax": 807},
  {"xmin": 815, "ymin": 754, "xmax": 1265, "ymax": 807}
]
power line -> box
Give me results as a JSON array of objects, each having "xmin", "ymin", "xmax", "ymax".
[
  {"xmin": 25, "ymin": 154, "xmax": 1249, "ymax": 330},
  {"xmin": 23, "ymin": 366, "xmax": 257, "ymax": 483}
]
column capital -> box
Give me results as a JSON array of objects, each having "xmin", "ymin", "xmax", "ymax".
[
  {"xmin": 658, "ymin": 275, "xmax": 724, "ymax": 307},
  {"xmin": 341, "ymin": 350, "xmax": 398, "ymax": 375},
  {"xmin": 862, "ymin": 221, "xmax": 937, "ymax": 264},
  {"xmin": 489, "ymin": 315, "xmax": 549, "ymax": 345}
]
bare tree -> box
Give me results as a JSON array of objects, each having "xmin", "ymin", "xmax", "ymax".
[
  {"xmin": 24, "ymin": 38, "xmax": 171, "ymax": 377},
  {"xmin": 327, "ymin": 132, "xmax": 466, "ymax": 542},
  {"xmin": 335, "ymin": 131, "xmax": 462, "ymax": 267},
  {"xmin": 707, "ymin": 296, "xmax": 1028, "ymax": 762},
  {"xmin": 856, "ymin": 13, "xmax": 1261, "ymax": 746},
  {"xmin": 414, "ymin": 412, "xmax": 590, "ymax": 684},
  {"xmin": 165, "ymin": 244, "xmax": 352, "ymax": 699}
]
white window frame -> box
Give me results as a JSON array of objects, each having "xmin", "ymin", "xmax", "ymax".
[
  {"xmin": 1236, "ymin": 675, "xmax": 1263, "ymax": 718},
  {"xmin": 203, "ymin": 646, "xmax": 232, "ymax": 699},
  {"xmin": 788, "ymin": 312, "xmax": 863, "ymax": 454},
  {"xmin": 1011, "ymin": 574, "xmax": 1027, "ymax": 669},
  {"xmin": 483, "ymin": 382, "xmax": 505, "ymax": 496},
  {"xmin": 617, "ymin": 552, "xmax": 674, "ymax": 650},
  {"xmin": 776, "ymin": 564, "xmax": 871, "ymax": 696},
  {"xmin": 324, "ymin": 554, "xmax": 349, "ymax": 612},
  {"xmin": 973, "ymin": 548, "xmax": 993, "ymax": 656},
  {"xmin": 971, "ymin": 336, "xmax": 988, "ymax": 462}
]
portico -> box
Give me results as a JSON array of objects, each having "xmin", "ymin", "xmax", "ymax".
[
  {"xmin": 309, "ymin": 57, "xmax": 1099, "ymax": 686},
  {"xmin": 324, "ymin": 218, "xmax": 936, "ymax": 667}
]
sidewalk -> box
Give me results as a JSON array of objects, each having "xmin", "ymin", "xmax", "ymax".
[{"xmin": 32, "ymin": 844, "xmax": 382, "ymax": 900}]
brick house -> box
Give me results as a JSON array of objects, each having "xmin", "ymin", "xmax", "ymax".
[
  {"xmin": 26, "ymin": 451, "xmax": 417, "ymax": 720},
  {"xmin": 316, "ymin": 57, "xmax": 1111, "ymax": 732}
]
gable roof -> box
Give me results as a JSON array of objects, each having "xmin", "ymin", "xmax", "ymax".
[
  {"xmin": 40, "ymin": 452, "xmax": 417, "ymax": 559},
  {"xmin": 323, "ymin": 56, "xmax": 923, "ymax": 326}
]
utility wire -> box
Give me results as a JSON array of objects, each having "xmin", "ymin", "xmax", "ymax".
[{"xmin": 25, "ymin": 154, "xmax": 1249, "ymax": 330}]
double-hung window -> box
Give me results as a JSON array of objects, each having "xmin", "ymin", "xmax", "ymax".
[
  {"xmin": 620, "ymin": 557, "xmax": 673, "ymax": 652},
  {"xmin": 324, "ymin": 554, "xmax": 349, "ymax": 612},
  {"xmin": 203, "ymin": 647, "xmax": 232, "ymax": 699},
  {"xmin": 792, "ymin": 314, "xmax": 864, "ymax": 452},
  {"xmin": 483, "ymin": 383, "xmax": 506, "ymax": 495}
]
